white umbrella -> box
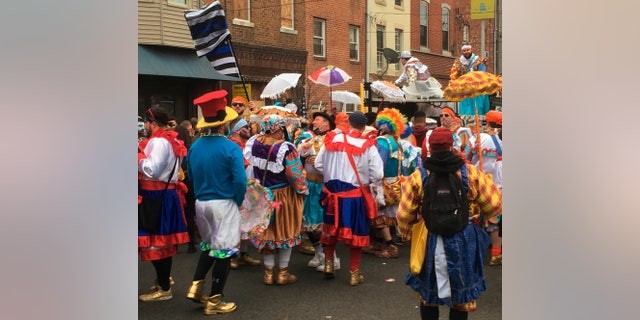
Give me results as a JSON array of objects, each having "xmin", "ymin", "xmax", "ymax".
[
  {"xmin": 260, "ymin": 73, "xmax": 302, "ymax": 99},
  {"xmin": 370, "ymin": 80, "xmax": 406, "ymax": 103},
  {"xmin": 331, "ymin": 91, "xmax": 361, "ymax": 105}
]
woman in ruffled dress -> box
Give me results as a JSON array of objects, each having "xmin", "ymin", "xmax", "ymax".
[{"xmin": 244, "ymin": 115, "xmax": 308, "ymax": 285}]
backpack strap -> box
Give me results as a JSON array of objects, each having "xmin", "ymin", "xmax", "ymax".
[
  {"xmin": 378, "ymin": 135, "xmax": 402, "ymax": 176},
  {"xmin": 490, "ymin": 134, "xmax": 502, "ymax": 157},
  {"xmin": 418, "ymin": 166, "xmax": 428, "ymax": 186},
  {"xmin": 460, "ymin": 164, "xmax": 469, "ymax": 195}
]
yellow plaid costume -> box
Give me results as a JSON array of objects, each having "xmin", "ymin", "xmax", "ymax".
[
  {"xmin": 397, "ymin": 163, "xmax": 501, "ymax": 239},
  {"xmin": 397, "ymin": 162, "xmax": 501, "ymax": 311}
]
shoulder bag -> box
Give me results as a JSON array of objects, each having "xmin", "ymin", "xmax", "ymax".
[{"xmin": 138, "ymin": 158, "xmax": 178, "ymax": 233}]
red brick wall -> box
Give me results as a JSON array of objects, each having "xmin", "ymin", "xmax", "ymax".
[
  {"xmin": 406, "ymin": 0, "xmax": 497, "ymax": 86},
  {"xmin": 305, "ymin": 0, "xmax": 367, "ymax": 107},
  {"xmin": 216, "ymin": 0, "xmax": 308, "ymax": 103},
  {"xmin": 406, "ymin": 0, "xmax": 456, "ymax": 86},
  {"xmin": 449, "ymin": 0, "xmax": 496, "ymax": 74},
  {"xmin": 227, "ymin": 0, "xmax": 306, "ymax": 51}
]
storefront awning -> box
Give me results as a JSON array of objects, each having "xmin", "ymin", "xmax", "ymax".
[{"xmin": 138, "ymin": 45, "xmax": 240, "ymax": 81}]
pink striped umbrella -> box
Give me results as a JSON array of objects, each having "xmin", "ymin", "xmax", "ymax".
[
  {"xmin": 308, "ymin": 65, "xmax": 352, "ymax": 87},
  {"xmin": 308, "ymin": 65, "xmax": 352, "ymax": 110}
]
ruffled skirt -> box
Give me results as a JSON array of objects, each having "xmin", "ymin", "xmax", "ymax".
[
  {"xmin": 319, "ymin": 180, "xmax": 371, "ymax": 248},
  {"xmin": 404, "ymin": 223, "xmax": 491, "ymax": 307},
  {"xmin": 254, "ymin": 185, "xmax": 305, "ymax": 253},
  {"xmin": 138, "ymin": 189, "xmax": 190, "ymax": 260},
  {"xmin": 301, "ymin": 181, "xmax": 324, "ymax": 232}
]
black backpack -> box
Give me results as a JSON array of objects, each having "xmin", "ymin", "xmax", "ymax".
[{"xmin": 420, "ymin": 165, "xmax": 470, "ymax": 237}]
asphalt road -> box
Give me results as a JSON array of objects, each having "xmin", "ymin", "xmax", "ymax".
[{"xmin": 139, "ymin": 242, "xmax": 501, "ymax": 320}]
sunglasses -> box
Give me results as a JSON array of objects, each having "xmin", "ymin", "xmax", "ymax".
[
  {"xmin": 440, "ymin": 114, "xmax": 451, "ymax": 118},
  {"xmin": 232, "ymin": 102, "xmax": 245, "ymax": 107}
]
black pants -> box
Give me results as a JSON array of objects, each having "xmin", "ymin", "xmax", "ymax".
[{"xmin": 183, "ymin": 178, "xmax": 198, "ymax": 245}]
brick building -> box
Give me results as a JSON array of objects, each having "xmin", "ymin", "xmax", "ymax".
[
  {"xmin": 138, "ymin": 0, "xmax": 239, "ymax": 121},
  {"xmin": 403, "ymin": 0, "xmax": 500, "ymax": 86},
  {"xmin": 225, "ymin": 0, "xmax": 307, "ymax": 107},
  {"xmin": 137, "ymin": 0, "xmax": 308, "ymax": 121},
  {"xmin": 137, "ymin": 0, "xmax": 501, "ymax": 120},
  {"xmin": 304, "ymin": 0, "xmax": 367, "ymax": 112}
]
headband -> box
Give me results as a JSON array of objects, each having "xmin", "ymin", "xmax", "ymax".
[
  {"xmin": 461, "ymin": 44, "xmax": 472, "ymax": 50},
  {"xmin": 441, "ymin": 108, "xmax": 456, "ymax": 117}
]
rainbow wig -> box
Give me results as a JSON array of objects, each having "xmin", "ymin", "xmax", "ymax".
[
  {"xmin": 400, "ymin": 121, "xmax": 412, "ymax": 139},
  {"xmin": 375, "ymin": 108, "xmax": 407, "ymax": 137}
]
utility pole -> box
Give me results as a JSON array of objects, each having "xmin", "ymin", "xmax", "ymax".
[
  {"xmin": 365, "ymin": 11, "xmax": 369, "ymax": 83},
  {"xmin": 494, "ymin": 0, "xmax": 501, "ymax": 75}
]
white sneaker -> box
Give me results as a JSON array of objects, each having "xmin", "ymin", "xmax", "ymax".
[
  {"xmin": 307, "ymin": 252, "xmax": 325, "ymax": 268},
  {"xmin": 316, "ymin": 257, "xmax": 341, "ymax": 272}
]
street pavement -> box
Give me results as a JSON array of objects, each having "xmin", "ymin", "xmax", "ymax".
[{"xmin": 139, "ymin": 242, "xmax": 501, "ymax": 320}]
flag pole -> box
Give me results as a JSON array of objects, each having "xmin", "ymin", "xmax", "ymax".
[{"xmin": 227, "ymin": 38, "xmax": 250, "ymax": 101}]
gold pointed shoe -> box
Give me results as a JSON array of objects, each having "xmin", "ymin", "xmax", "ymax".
[
  {"xmin": 186, "ymin": 280, "xmax": 206, "ymax": 304},
  {"xmin": 489, "ymin": 254, "xmax": 502, "ymax": 266},
  {"xmin": 139, "ymin": 287, "xmax": 173, "ymax": 302},
  {"xmin": 239, "ymin": 253, "xmax": 261, "ymax": 266},
  {"xmin": 297, "ymin": 240, "xmax": 316, "ymax": 255},
  {"xmin": 276, "ymin": 267, "xmax": 297, "ymax": 285},
  {"xmin": 149, "ymin": 276, "xmax": 175, "ymax": 291},
  {"xmin": 230, "ymin": 257, "xmax": 239, "ymax": 269},
  {"xmin": 203, "ymin": 294, "xmax": 237, "ymax": 315},
  {"xmin": 264, "ymin": 268, "xmax": 274, "ymax": 285},
  {"xmin": 323, "ymin": 259, "xmax": 335, "ymax": 279},
  {"xmin": 349, "ymin": 269, "xmax": 364, "ymax": 286}
]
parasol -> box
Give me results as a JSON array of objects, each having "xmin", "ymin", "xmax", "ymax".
[
  {"xmin": 239, "ymin": 178, "xmax": 276, "ymax": 239},
  {"xmin": 443, "ymin": 71, "xmax": 502, "ymax": 101},
  {"xmin": 249, "ymin": 105, "xmax": 302, "ymax": 137},
  {"xmin": 370, "ymin": 80, "xmax": 406, "ymax": 103},
  {"xmin": 331, "ymin": 90, "xmax": 361, "ymax": 106},
  {"xmin": 443, "ymin": 71, "xmax": 503, "ymax": 171},
  {"xmin": 260, "ymin": 73, "xmax": 302, "ymax": 99},
  {"xmin": 308, "ymin": 65, "xmax": 352, "ymax": 111}
]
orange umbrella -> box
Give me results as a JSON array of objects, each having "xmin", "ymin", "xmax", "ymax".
[{"xmin": 443, "ymin": 71, "xmax": 502, "ymax": 172}]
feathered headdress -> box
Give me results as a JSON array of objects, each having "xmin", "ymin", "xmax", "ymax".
[{"xmin": 375, "ymin": 108, "xmax": 407, "ymax": 137}]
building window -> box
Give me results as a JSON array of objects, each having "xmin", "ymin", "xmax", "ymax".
[
  {"xmin": 395, "ymin": 0, "xmax": 403, "ymax": 6},
  {"xmin": 463, "ymin": 25, "xmax": 470, "ymax": 42},
  {"xmin": 395, "ymin": 29, "xmax": 403, "ymax": 69},
  {"xmin": 376, "ymin": 24, "xmax": 385, "ymax": 69},
  {"xmin": 231, "ymin": 0, "xmax": 250, "ymax": 21},
  {"xmin": 442, "ymin": 6, "xmax": 450, "ymax": 52},
  {"xmin": 168, "ymin": 0, "xmax": 186, "ymax": 4},
  {"xmin": 281, "ymin": 0, "xmax": 294, "ymax": 29},
  {"xmin": 313, "ymin": 18, "xmax": 326, "ymax": 57},
  {"xmin": 349, "ymin": 25, "xmax": 360, "ymax": 61},
  {"xmin": 420, "ymin": 1, "xmax": 429, "ymax": 47}
]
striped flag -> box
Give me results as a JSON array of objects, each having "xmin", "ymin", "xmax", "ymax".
[{"xmin": 185, "ymin": 1, "xmax": 240, "ymax": 79}]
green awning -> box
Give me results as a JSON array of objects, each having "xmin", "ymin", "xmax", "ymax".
[{"xmin": 138, "ymin": 45, "xmax": 240, "ymax": 81}]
